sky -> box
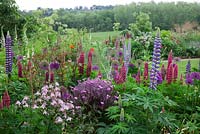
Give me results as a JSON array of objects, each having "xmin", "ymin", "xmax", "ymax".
[{"xmin": 16, "ymin": 0, "xmax": 199, "ymax": 10}]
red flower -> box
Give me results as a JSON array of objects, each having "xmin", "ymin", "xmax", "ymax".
[
  {"xmin": 2, "ymin": 91, "xmax": 10, "ymax": 108},
  {"xmin": 17, "ymin": 61, "xmax": 23, "ymax": 78},
  {"xmin": 78, "ymin": 52, "xmax": 85, "ymax": 75},
  {"xmin": 167, "ymin": 63, "xmax": 173, "ymax": 84}
]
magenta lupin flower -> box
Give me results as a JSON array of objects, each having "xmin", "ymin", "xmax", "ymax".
[
  {"xmin": 119, "ymin": 64, "xmax": 127, "ymax": 83},
  {"xmin": 50, "ymin": 71, "xmax": 54, "ymax": 83},
  {"xmin": 136, "ymin": 69, "xmax": 141, "ymax": 84},
  {"xmin": 17, "ymin": 60, "xmax": 23, "ymax": 78},
  {"xmin": 166, "ymin": 50, "xmax": 173, "ymax": 81},
  {"xmin": 167, "ymin": 63, "xmax": 173, "ymax": 84},
  {"xmin": 149, "ymin": 28, "xmax": 162, "ymax": 90},
  {"xmin": 78, "ymin": 52, "xmax": 85, "ymax": 75},
  {"xmin": 115, "ymin": 64, "xmax": 126, "ymax": 84}
]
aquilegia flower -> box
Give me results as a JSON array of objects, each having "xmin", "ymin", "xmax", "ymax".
[
  {"xmin": 149, "ymin": 28, "xmax": 162, "ymax": 90},
  {"xmin": 5, "ymin": 31, "xmax": 13, "ymax": 75}
]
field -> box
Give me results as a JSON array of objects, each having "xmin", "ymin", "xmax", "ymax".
[{"xmin": 91, "ymin": 31, "xmax": 120, "ymax": 42}]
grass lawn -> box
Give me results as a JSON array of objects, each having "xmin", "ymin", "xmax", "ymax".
[{"xmin": 91, "ymin": 31, "xmax": 120, "ymax": 42}]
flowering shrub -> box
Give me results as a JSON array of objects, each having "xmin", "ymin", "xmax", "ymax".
[
  {"xmin": 16, "ymin": 83, "xmax": 74, "ymax": 124},
  {"xmin": 72, "ymin": 78, "xmax": 117, "ymax": 111}
]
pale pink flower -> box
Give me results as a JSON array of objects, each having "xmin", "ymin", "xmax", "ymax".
[
  {"xmin": 66, "ymin": 117, "xmax": 72, "ymax": 121},
  {"xmin": 55, "ymin": 116, "xmax": 63, "ymax": 124},
  {"xmin": 15, "ymin": 101, "xmax": 21, "ymax": 106},
  {"xmin": 32, "ymin": 104, "xmax": 39, "ymax": 109}
]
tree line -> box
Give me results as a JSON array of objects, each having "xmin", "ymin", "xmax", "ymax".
[
  {"xmin": 27, "ymin": 1, "xmax": 200, "ymax": 32},
  {"xmin": 1, "ymin": 0, "xmax": 200, "ymax": 37}
]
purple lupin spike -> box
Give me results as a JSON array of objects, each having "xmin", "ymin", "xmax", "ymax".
[
  {"xmin": 150, "ymin": 28, "xmax": 162, "ymax": 90},
  {"xmin": 5, "ymin": 31, "xmax": 13, "ymax": 76}
]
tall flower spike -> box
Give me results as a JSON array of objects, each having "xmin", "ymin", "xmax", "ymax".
[
  {"xmin": 167, "ymin": 50, "xmax": 173, "ymax": 70},
  {"xmin": 149, "ymin": 28, "xmax": 162, "ymax": 90},
  {"xmin": 2, "ymin": 91, "xmax": 10, "ymax": 108},
  {"xmin": 78, "ymin": 52, "xmax": 85, "ymax": 75},
  {"xmin": 5, "ymin": 31, "xmax": 13, "ymax": 76},
  {"xmin": 17, "ymin": 60, "xmax": 23, "ymax": 78},
  {"xmin": 143, "ymin": 62, "xmax": 148, "ymax": 80},
  {"xmin": 186, "ymin": 60, "xmax": 191, "ymax": 74},
  {"xmin": 123, "ymin": 39, "xmax": 131, "ymax": 77},
  {"xmin": 167, "ymin": 63, "xmax": 173, "ymax": 84},
  {"xmin": 136, "ymin": 69, "xmax": 141, "ymax": 84},
  {"xmin": 119, "ymin": 64, "xmax": 127, "ymax": 84},
  {"xmin": 166, "ymin": 50, "xmax": 173, "ymax": 82}
]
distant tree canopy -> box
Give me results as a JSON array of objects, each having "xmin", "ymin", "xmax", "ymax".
[
  {"xmin": 0, "ymin": 0, "xmax": 26, "ymax": 37},
  {"xmin": 23, "ymin": 2, "xmax": 200, "ymax": 32}
]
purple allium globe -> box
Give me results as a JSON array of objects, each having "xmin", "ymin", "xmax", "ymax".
[
  {"xmin": 118, "ymin": 50, "xmax": 123, "ymax": 57},
  {"xmin": 92, "ymin": 65, "xmax": 99, "ymax": 71},
  {"xmin": 173, "ymin": 57, "xmax": 181, "ymax": 63},
  {"xmin": 50, "ymin": 61, "xmax": 60, "ymax": 70},
  {"xmin": 17, "ymin": 55, "xmax": 23, "ymax": 61},
  {"xmin": 39, "ymin": 61, "xmax": 49, "ymax": 70}
]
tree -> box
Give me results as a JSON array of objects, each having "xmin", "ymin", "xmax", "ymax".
[
  {"xmin": 129, "ymin": 12, "xmax": 152, "ymax": 36},
  {"xmin": 0, "ymin": 0, "xmax": 21, "ymax": 36}
]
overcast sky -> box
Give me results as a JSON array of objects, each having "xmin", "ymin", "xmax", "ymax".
[{"xmin": 16, "ymin": 0, "xmax": 199, "ymax": 10}]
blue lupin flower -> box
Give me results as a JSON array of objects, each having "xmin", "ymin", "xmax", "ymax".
[
  {"xmin": 5, "ymin": 31, "xmax": 13, "ymax": 75},
  {"xmin": 150, "ymin": 28, "xmax": 162, "ymax": 90},
  {"xmin": 186, "ymin": 60, "xmax": 191, "ymax": 74}
]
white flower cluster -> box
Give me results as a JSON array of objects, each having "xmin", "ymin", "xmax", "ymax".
[{"xmin": 16, "ymin": 83, "xmax": 74, "ymax": 124}]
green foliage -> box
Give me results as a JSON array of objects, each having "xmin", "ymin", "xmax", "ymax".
[
  {"xmin": 100, "ymin": 86, "xmax": 178, "ymax": 134},
  {"xmin": 129, "ymin": 12, "xmax": 152, "ymax": 36},
  {"xmin": 113, "ymin": 23, "xmax": 120, "ymax": 31}
]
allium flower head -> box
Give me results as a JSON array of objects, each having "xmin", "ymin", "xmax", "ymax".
[
  {"xmin": 50, "ymin": 61, "xmax": 60, "ymax": 70},
  {"xmin": 39, "ymin": 61, "xmax": 49, "ymax": 70},
  {"xmin": 78, "ymin": 52, "xmax": 85, "ymax": 75},
  {"xmin": 17, "ymin": 55, "xmax": 23, "ymax": 61},
  {"xmin": 173, "ymin": 57, "xmax": 181, "ymax": 63},
  {"xmin": 92, "ymin": 65, "xmax": 99, "ymax": 71}
]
